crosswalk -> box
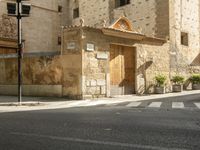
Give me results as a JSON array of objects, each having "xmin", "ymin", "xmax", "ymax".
[
  {"xmin": 126, "ymin": 102, "xmax": 141, "ymax": 107},
  {"xmin": 194, "ymin": 103, "xmax": 200, "ymax": 109},
  {"xmin": 115, "ymin": 102, "xmax": 200, "ymax": 110},
  {"xmin": 68, "ymin": 100, "xmax": 200, "ymax": 110},
  {"xmin": 172, "ymin": 102, "xmax": 185, "ymax": 109},
  {"xmin": 148, "ymin": 102, "xmax": 162, "ymax": 108}
]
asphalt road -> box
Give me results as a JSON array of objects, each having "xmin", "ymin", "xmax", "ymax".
[{"xmin": 0, "ymin": 94, "xmax": 200, "ymax": 150}]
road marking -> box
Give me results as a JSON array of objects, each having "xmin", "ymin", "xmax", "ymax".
[
  {"xmin": 148, "ymin": 102, "xmax": 162, "ymax": 108},
  {"xmin": 194, "ymin": 103, "xmax": 200, "ymax": 109},
  {"xmin": 79, "ymin": 101, "xmax": 106, "ymax": 107},
  {"xmin": 172, "ymin": 102, "xmax": 184, "ymax": 109},
  {"xmin": 66, "ymin": 100, "xmax": 91, "ymax": 107},
  {"xmin": 126, "ymin": 102, "xmax": 141, "ymax": 107},
  {"xmin": 10, "ymin": 132, "xmax": 188, "ymax": 150}
]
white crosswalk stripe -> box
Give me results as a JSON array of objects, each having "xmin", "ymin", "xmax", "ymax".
[
  {"xmin": 65, "ymin": 100, "xmax": 200, "ymax": 110},
  {"xmin": 126, "ymin": 102, "xmax": 141, "ymax": 107},
  {"xmin": 172, "ymin": 102, "xmax": 184, "ymax": 109},
  {"xmin": 148, "ymin": 102, "xmax": 162, "ymax": 108},
  {"xmin": 194, "ymin": 103, "xmax": 200, "ymax": 109}
]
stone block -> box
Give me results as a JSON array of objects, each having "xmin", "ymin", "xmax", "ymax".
[
  {"xmin": 100, "ymin": 86, "xmax": 106, "ymax": 94},
  {"xmin": 86, "ymin": 80, "xmax": 90, "ymax": 86},
  {"xmin": 90, "ymin": 80, "xmax": 97, "ymax": 86},
  {"xmin": 97, "ymin": 79, "xmax": 106, "ymax": 86},
  {"xmin": 87, "ymin": 87, "xmax": 101, "ymax": 95}
]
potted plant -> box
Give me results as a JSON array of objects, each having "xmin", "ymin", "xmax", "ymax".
[
  {"xmin": 171, "ymin": 75, "xmax": 185, "ymax": 92},
  {"xmin": 190, "ymin": 74, "xmax": 200, "ymax": 90},
  {"xmin": 155, "ymin": 74, "xmax": 167, "ymax": 94}
]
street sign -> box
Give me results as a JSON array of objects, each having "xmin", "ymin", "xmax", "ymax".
[
  {"xmin": 7, "ymin": 2, "xmax": 31, "ymax": 16},
  {"xmin": 7, "ymin": 3, "xmax": 16, "ymax": 15},
  {"xmin": 22, "ymin": 4, "xmax": 31, "ymax": 16}
]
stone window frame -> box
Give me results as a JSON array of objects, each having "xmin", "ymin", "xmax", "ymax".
[{"xmin": 181, "ymin": 32, "xmax": 189, "ymax": 46}]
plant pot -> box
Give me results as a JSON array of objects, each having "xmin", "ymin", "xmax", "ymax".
[
  {"xmin": 192, "ymin": 84, "xmax": 200, "ymax": 90},
  {"xmin": 155, "ymin": 86, "xmax": 165, "ymax": 94},
  {"xmin": 172, "ymin": 84, "xmax": 183, "ymax": 92}
]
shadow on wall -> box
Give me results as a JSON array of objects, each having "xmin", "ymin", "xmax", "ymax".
[
  {"xmin": 183, "ymin": 78, "xmax": 192, "ymax": 90},
  {"xmin": 137, "ymin": 61, "xmax": 153, "ymax": 73},
  {"xmin": 191, "ymin": 53, "xmax": 200, "ymax": 66},
  {"xmin": 137, "ymin": 61, "xmax": 153, "ymax": 95}
]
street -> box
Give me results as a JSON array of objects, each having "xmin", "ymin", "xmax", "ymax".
[{"xmin": 0, "ymin": 94, "xmax": 200, "ymax": 150}]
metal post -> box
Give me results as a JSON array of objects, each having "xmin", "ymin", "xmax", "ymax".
[{"xmin": 17, "ymin": 0, "xmax": 22, "ymax": 104}]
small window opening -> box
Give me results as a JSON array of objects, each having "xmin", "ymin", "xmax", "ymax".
[
  {"xmin": 58, "ymin": 36, "xmax": 61, "ymax": 45},
  {"xmin": 115, "ymin": 0, "xmax": 130, "ymax": 8},
  {"xmin": 58, "ymin": 5, "xmax": 62, "ymax": 13},
  {"xmin": 181, "ymin": 32, "xmax": 189, "ymax": 46},
  {"xmin": 73, "ymin": 8, "xmax": 79, "ymax": 19}
]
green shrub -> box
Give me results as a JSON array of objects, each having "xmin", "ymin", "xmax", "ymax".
[
  {"xmin": 190, "ymin": 74, "xmax": 200, "ymax": 84},
  {"xmin": 155, "ymin": 74, "xmax": 167, "ymax": 87},
  {"xmin": 171, "ymin": 75, "xmax": 185, "ymax": 85}
]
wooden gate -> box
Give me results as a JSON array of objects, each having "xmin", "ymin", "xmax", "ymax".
[{"xmin": 110, "ymin": 45, "xmax": 136, "ymax": 95}]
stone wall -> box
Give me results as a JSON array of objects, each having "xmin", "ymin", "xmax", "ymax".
[
  {"xmin": 67, "ymin": 0, "xmax": 169, "ymax": 38},
  {"xmin": 0, "ymin": 14, "xmax": 17, "ymax": 39},
  {"xmin": 79, "ymin": 27, "xmax": 169, "ymax": 97},
  {"xmin": 0, "ymin": 26, "xmax": 170, "ymax": 98},
  {"xmin": 135, "ymin": 42, "xmax": 170, "ymax": 94},
  {"xmin": 0, "ymin": 0, "xmax": 62, "ymax": 53},
  {"xmin": 65, "ymin": 0, "xmax": 200, "ymax": 77},
  {"xmin": 169, "ymin": 0, "xmax": 200, "ymax": 79}
]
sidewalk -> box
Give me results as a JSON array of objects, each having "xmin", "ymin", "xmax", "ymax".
[{"xmin": 0, "ymin": 90, "xmax": 199, "ymax": 113}]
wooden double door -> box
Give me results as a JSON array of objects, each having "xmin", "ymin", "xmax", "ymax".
[{"xmin": 110, "ymin": 45, "xmax": 136, "ymax": 95}]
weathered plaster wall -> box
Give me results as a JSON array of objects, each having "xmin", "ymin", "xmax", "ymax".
[
  {"xmin": 0, "ymin": 56, "xmax": 63, "ymax": 97},
  {"xmin": 62, "ymin": 28, "xmax": 83, "ymax": 99}
]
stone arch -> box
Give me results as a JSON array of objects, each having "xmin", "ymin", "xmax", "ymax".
[{"xmin": 108, "ymin": 16, "xmax": 133, "ymax": 31}]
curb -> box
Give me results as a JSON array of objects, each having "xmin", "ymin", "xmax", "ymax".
[{"xmin": 0, "ymin": 90, "xmax": 199, "ymax": 113}]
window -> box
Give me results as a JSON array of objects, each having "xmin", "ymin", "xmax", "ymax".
[
  {"xmin": 115, "ymin": 0, "xmax": 130, "ymax": 8},
  {"xmin": 58, "ymin": 36, "xmax": 61, "ymax": 45},
  {"xmin": 73, "ymin": 8, "xmax": 79, "ymax": 19},
  {"xmin": 181, "ymin": 32, "xmax": 189, "ymax": 46},
  {"xmin": 58, "ymin": 5, "xmax": 62, "ymax": 13}
]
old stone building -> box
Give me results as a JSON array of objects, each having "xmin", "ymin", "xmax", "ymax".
[
  {"xmin": 66, "ymin": 0, "xmax": 200, "ymax": 74},
  {"xmin": 0, "ymin": 0, "xmax": 63, "ymax": 53},
  {"xmin": 0, "ymin": 0, "xmax": 199, "ymax": 99}
]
